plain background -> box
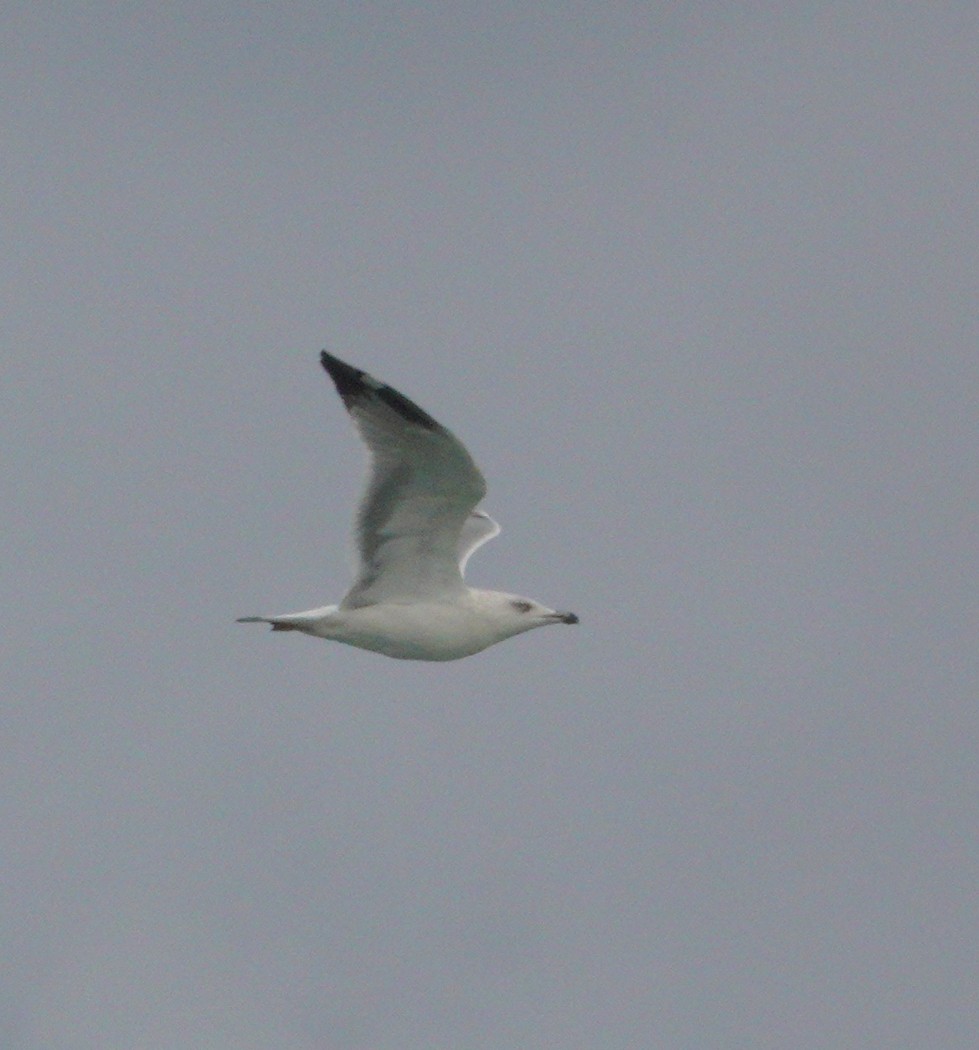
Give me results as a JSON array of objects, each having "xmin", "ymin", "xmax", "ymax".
[{"xmin": 4, "ymin": 4, "xmax": 977, "ymax": 1047}]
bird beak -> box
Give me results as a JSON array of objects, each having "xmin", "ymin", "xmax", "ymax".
[{"xmin": 555, "ymin": 611, "xmax": 579, "ymax": 625}]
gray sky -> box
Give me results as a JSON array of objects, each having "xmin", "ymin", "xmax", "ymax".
[{"xmin": 4, "ymin": 3, "xmax": 978, "ymax": 1047}]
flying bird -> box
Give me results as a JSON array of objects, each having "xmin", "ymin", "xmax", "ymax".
[{"xmin": 237, "ymin": 352, "xmax": 578, "ymax": 660}]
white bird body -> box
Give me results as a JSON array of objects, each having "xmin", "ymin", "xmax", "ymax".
[
  {"xmin": 238, "ymin": 353, "xmax": 577, "ymax": 661},
  {"xmin": 246, "ymin": 590, "xmax": 566, "ymax": 661}
]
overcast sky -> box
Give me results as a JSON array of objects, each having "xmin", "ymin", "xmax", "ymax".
[{"xmin": 4, "ymin": 3, "xmax": 978, "ymax": 1048}]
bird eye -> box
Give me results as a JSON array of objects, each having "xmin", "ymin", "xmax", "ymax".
[{"xmin": 511, "ymin": 600, "xmax": 533, "ymax": 613}]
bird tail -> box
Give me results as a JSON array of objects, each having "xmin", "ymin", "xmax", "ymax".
[{"xmin": 236, "ymin": 616, "xmax": 299, "ymax": 632}]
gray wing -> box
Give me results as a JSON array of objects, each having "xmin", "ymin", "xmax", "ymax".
[{"xmin": 320, "ymin": 352, "xmax": 489, "ymax": 607}]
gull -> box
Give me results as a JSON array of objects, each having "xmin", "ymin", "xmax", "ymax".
[{"xmin": 237, "ymin": 352, "xmax": 578, "ymax": 660}]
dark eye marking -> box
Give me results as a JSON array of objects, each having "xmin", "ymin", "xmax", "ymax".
[{"xmin": 511, "ymin": 600, "xmax": 533, "ymax": 613}]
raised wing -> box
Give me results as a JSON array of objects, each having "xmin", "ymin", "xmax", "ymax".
[{"xmin": 320, "ymin": 352, "xmax": 488, "ymax": 607}]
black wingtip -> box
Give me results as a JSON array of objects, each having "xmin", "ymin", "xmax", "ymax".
[
  {"xmin": 318, "ymin": 351, "xmax": 443, "ymax": 432},
  {"xmin": 320, "ymin": 351, "xmax": 368, "ymax": 401}
]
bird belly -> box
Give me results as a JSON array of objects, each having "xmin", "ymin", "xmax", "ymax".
[{"xmin": 318, "ymin": 602, "xmax": 498, "ymax": 661}]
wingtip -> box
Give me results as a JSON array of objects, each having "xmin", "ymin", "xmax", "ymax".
[
  {"xmin": 319, "ymin": 351, "xmax": 366, "ymax": 400},
  {"xmin": 318, "ymin": 351, "xmax": 443, "ymax": 432}
]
